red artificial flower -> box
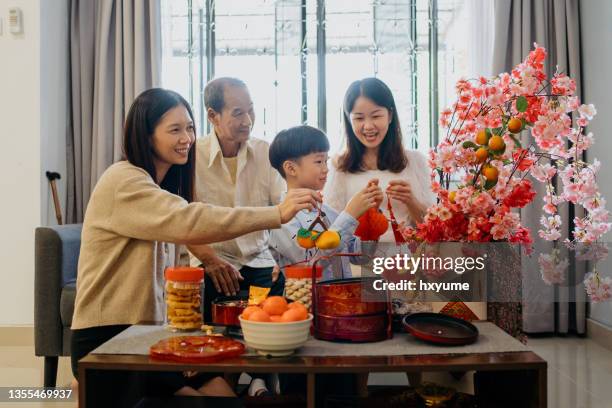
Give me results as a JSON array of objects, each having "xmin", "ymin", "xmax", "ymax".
[
  {"xmin": 444, "ymin": 212, "xmax": 469, "ymax": 241},
  {"xmin": 509, "ymin": 226, "xmax": 533, "ymax": 254},
  {"xmin": 512, "ymin": 149, "xmax": 535, "ymax": 171},
  {"xmin": 417, "ymin": 218, "xmax": 446, "ymax": 243},
  {"xmin": 503, "ymin": 180, "xmax": 537, "ymax": 208}
]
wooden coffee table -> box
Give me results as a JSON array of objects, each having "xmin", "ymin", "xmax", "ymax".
[{"xmin": 79, "ymin": 350, "xmax": 546, "ymax": 408}]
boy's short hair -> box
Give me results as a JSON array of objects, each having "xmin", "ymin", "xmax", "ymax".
[{"xmin": 269, "ymin": 125, "xmax": 330, "ymax": 178}]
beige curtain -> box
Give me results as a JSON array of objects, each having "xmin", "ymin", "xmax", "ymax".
[
  {"xmin": 492, "ymin": 0, "xmax": 586, "ymax": 334},
  {"xmin": 67, "ymin": 0, "xmax": 162, "ymax": 222}
]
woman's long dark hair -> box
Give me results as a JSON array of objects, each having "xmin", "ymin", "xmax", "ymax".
[
  {"xmin": 337, "ymin": 77, "xmax": 408, "ymax": 173},
  {"xmin": 123, "ymin": 88, "xmax": 196, "ymax": 202}
]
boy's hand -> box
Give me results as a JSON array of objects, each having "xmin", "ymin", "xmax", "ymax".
[
  {"xmin": 345, "ymin": 184, "xmax": 383, "ymax": 219},
  {"xmin": 278, "ymin": 189, "xmax": 322, "ymax": 223}
]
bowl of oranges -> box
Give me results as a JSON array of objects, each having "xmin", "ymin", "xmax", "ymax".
[{"xmin": 238, "ymin": 296, "xmax": 312, "ymax": 356}]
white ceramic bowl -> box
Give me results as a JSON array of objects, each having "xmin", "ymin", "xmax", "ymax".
[{"xmin": 238, "ymin": 314, "xmax": 313, "ymax": 356}]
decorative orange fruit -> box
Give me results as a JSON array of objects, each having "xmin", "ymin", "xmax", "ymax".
[
  {"xmin": 280, "ymin": 308, "xmax": 304, "ymax": 322},
  {"xmin": 315, "ymin": 230, "xmax": 341, "ymax": 249},
  {"xmin": 488, "ymin": 135, "xmax": 505, "ymax": 151},
  {"xmin": 475, "ymin": 129, "xmax": 488, "ymax": 145},
  {"xmin": 296, "ymin": 228, "xmax": 317, "ymax": 249},
  {"xmin": 482, "ymin": 165, "xmax": 499, "ymax": 182},
  {"xmin": 269, "ymin": 315, "xmax": 283, "ymax": 322},
  {"xmin": 261, "ymin": 296, "xmax": 289, "ymax": 316},
  {"xmin": 248, "ymin": 309, "xmax": 271, "ymax": 322},
  {"xmin": 241, "ymin": 306, "xmax": 262, "ymax": 320},
  {"xmin": 448, "ymin": 191, "xmax": 457, "ymax": 203},
  {"xmin": 507, "ymin": 117, "xmax": 522, "ymax": 133},
  {"xmin": 475, "ymin": 147, "xmax": 489, "ymax": 163}
]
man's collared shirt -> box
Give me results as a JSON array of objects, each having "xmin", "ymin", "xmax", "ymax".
[{"xmin": 189, "ymin": 130, "xmax": 286, "ymax": 270}]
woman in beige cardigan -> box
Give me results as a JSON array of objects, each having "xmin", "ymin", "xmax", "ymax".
[{"xmin": 70, "ymin": 88, "xmax": 320, "ymax": 400}]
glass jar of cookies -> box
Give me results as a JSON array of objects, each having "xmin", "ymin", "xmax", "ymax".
[
  {"xmin": 164, "ymin": 267, "xmax": 204, "ymax": 331},
  {"xmin": 284, "ymin": 263, "xmax": 322, "ymax": 312}
]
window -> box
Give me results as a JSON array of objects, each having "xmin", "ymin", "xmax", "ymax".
[{"xmin": 161, "ymin": 0, "xmax": 493, "ymax": 155}]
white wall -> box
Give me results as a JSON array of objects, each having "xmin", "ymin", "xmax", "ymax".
[
  {"xmin": 0, "ymin": 0, "xmax": 68, "ymax": 326},
  {"xmin": 581, "ymin": 0, "xmax": 612, "ymax": 328}
]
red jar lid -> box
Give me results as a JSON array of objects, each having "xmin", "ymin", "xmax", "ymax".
[
  {"xmin": 165, "ymin": 267, "xmax": 204, "ymax": 282},
  {"xmin": 285, "ymin": 263, "xmax": 322, "ymax": 279}
]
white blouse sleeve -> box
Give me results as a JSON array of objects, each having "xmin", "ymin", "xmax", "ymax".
[
  {"xmin": 408, "ymin": 150, "xmax": 437, "ymax": 208},
  {"xmin": 323, "ymin": 160, "xmax": 347, "ymax": 212}
]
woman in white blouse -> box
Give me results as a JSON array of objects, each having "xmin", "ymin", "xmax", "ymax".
[{"xmin": 324, "ymin": 77, "xmax": 436, "ymax": 242}]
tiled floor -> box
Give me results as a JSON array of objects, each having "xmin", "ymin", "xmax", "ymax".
[{"xmin": 1, "ymin": 333, "xmax": 611, "ymax": 407}]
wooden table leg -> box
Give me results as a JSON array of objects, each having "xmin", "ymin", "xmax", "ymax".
[
  {"xmin": 78, "ymin": 365, "xmax": 86, "ymax": 408},
  {"xmin": 406, "ymin": 372, "xmax": 422, "ymax": 386},
  {"xmin": 357, "ymin": 373, "xmax": 369, "ymax": 397},
  {"xmin": 307, "ymin": 373, "xmax": 315, "ymax": 408},
  {"xmin": 538, "ymin": 366, "xmax": 547, "ymax": 408}
]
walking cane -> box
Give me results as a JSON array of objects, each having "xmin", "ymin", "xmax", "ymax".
[{"xmin": 45, "ymin": 171, "xmax": 63, "ymax": 225}]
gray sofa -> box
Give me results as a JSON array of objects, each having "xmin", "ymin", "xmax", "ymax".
[{"xmin": 34, "ymin": 224, "xmax": 82, "ymax": 387}]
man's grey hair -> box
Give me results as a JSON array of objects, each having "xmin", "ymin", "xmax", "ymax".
[{"xmin": 204, "ymin": 77, "xmax": 248, "ymax": 112}]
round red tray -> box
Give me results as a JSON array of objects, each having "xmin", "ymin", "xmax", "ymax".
[
  {"xmin": 150, "ymin": 335, "xmax": 245, "ymax": 363},
  {"xmin": 402, "ymin": 313, "xmax": 479, "ymax": 345}
]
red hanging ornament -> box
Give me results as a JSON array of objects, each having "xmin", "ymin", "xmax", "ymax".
[{"xmin": 355, "ymin": 208, "xmax": 389, "ymax": 241}]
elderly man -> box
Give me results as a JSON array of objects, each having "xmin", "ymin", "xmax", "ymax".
[{"xmin": 189, "ymin": 77, "xmax": 286, "ymax": 323}]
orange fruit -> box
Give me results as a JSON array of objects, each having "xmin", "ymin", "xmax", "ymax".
[
  {"xmin": 507, "ymin": 117, "xmax": 522, "ymax": 133},
  {"xmin": 475, "ymin": 147, "xmax": 489, "ymax": 163},
  {"xmin": 248, "ymin": 309, "xmax": 271, "ymax": 322},
  {"xmin": 475, "ymin": 129, "xmax": 488, "ymax": 145},
  {"xmin": 261, "ymin": 296, "xmax": 289, "ymax": 316},
  {"xmin": 448, "ymin": 191, "xmax": 457, "ymax": 203},
  {"xmin": 287, "ymin": 302, "xmax": 308, "ymax": 320},
  {"xmin": 270, "ymin": 315, "xmax": 283, "ymax": 322},
  {"xmin": 280, "ymin": 308, "xmax": 305, "ymax": 322},
  {"xmin": 241, "ymin": 305, "xmax": 262, "ymax": 320},
  {"xmin": 482, "ymin": 165, "xmax": 499, "ymax": 182},
  {"xmin": 288, "ymin": 301, "xmax": 307, "ymax": 310},
  {"xmin": 488, "ymin": 135, "xmax": 505, "ymax": 151}
]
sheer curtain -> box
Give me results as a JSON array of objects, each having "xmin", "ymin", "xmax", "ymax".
[
  {"xmin": 66, "ymin": 0, "xmax": 162, "ymax": 222},
  {"xmin": 467, "ymin": 0, "xmax": 495, "ymax": 79}
]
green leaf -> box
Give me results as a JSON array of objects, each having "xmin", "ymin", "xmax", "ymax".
[
  {"xmin": 462, "ymin": 141, "xmax": 478, "ymax": 150},
  {"xmin": 492, "ymin": 127, "xmax": 503, "ymax": 136},
  {"xmin": 509, "ymin": 133, "xmax": 522, "ymax": 148},
  {"xmin": 485, "ymin": 128, "xmax": 492, "ymax": 137},
  {"xmin": 297, "ymin": 228, "xmax": 313, "ymax": 239},
  {"xmin": 517, "ymin": 96, "xmax": 528, "ymax": 112},
  {"xmin": 484, "ymin": 179, "xmax": 498, "ymax": 190}
]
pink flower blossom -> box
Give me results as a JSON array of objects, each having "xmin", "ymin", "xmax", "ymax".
[
  {"xmin": 578, "ymin": 104, "xmax": 597, "ymax": 120},
  {"xmin": 539, "ymin": 215, "xmax": 562, "ymax": 240},
  {"xmin": 584, "ymin": 272, "xmax": 612, "ymax": 302},
  {"xmin": 531, "ymin": 163, "xmax": 557, "ymax": 182},
  {"xmin": 538, "ymin": 250, "xmax": 568, "ymax": 285}
]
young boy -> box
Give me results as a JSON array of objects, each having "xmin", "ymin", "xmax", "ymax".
[{"xmin": 268, "ymin": 125, "xmax": 383, "ymax": 280}]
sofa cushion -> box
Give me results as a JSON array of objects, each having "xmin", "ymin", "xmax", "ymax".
[
  {"xmin": 54, "ymin": 224, "xmax": 82, "ymax": 287},
  {"xmin": 60, "ymin": 284, "xmax": 76, "ymax": 327}
]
